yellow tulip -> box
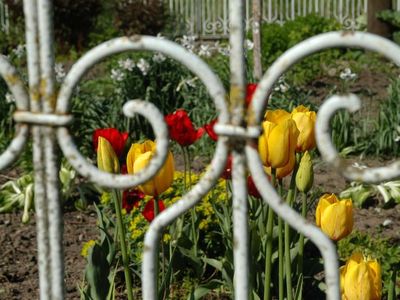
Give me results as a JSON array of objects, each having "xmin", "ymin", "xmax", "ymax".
[
  {"xmin": 295, "ymin": 151, "xmax": 314, "ymax": 193},
  {"xmin": 340, "ymin": 252, "xmax": 382, "ymax": 300},
  {"xmin": 291, "ymin": 105, "xmax": 317, "ymax": 152},
  {"xmin": 265, "ymin": 152, "xmax": 296, "ymax": 179},
  {"xmin": 265, "ymin": 109, "xmax": 291, "ymax": 124},
  {"xmin": 97, "ymin": 136, "xmax": 120, "ymax": 173},
  {"xmin": 126, "ymin": 140, "xmax": 175, "ymax": 196},
  {"xmin": 315, "ymin": 193, "xmax": 353, "ymax": 241}
]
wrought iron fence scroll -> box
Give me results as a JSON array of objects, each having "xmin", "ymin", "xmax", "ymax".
[{"xmin": 2, "ymin": 0, "xmax": 400, "ymax": 299}]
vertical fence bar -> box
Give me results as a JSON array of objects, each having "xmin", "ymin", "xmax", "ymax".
[
  {"xmin": 229, "ymin": 1, "xmax": 249, "ymax": 300},
  {"xmin": 22, "ymin": 1, "xmax": 51, "ymax": 299},
  {"xmin": 37, "ymin": 0, "xmax": 64, "ymax": 298}
]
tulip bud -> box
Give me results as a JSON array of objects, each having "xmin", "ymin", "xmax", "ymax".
[
  {"xmin": 296, "ymin": 151, "xmax": 314, "ymax": 193},
  {"xmin": 97, "ymin": 136, "xmax": 120, "ymax": 173},
  {"xmin": 340, "ymin": 252, "xmax": 382, "ymax": 300},
  {"xmin": 315, "ymin": 193, "xmax": 353, "ymax": 241}
]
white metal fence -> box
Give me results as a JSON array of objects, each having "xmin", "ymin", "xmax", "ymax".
[
  {"xmin": 2, "ymin": 0, "xmax": 400, "ymax": 299},
  {"xmin": 168, "ymin": 0, "xmax": 400, "ymax": 38},
  {"xmin": 0, "ymin": 0, "xmax": 9, "ymax": 34}
]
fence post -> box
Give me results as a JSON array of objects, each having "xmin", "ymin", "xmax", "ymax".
[
  {"xmin": 367, "ymin": 0, "xmax": 392, "ymax": 37},
  {"xmin": 252, "ymin": 0, "xmax": 263, "ymax": 80},
  {"xmin": 195, "ymin": 0, "xmax": 202, "ymax": 38}
]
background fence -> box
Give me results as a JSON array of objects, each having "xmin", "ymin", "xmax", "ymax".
[
  {"xmin": 1, "ymin": 0, "xmax": 400, "ymax": 38},
  {"xmin": 168, "ymin": 0, "xmax": 400, "ymax": 38},
  {"xmin": 0, "ymin": 0, "xmax": 8, "ymax": 34}
]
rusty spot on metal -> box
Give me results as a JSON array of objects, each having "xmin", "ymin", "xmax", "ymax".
[
  {"xmin": 31, "ymin": 87, "xmax": 40, "ymax": 102},
  {"xmin": 129, "ymin": 35, "xmax": 142, "ymax": 42},
  {"xmin": 45, "ymin": 92, "xmax": 57, "ymax": 110},
  {"xmin": 341, "ymin": 31, "xmax": 354, "ymax": 37},
  {"xmin": 39, "ymin": 78, "xmax": 47, "ymax": 98},
  {"xmin": 230, "ymin": 84, "xmax": 243, "ymax": 109},
  {"xmin": 5, "ymin": 74, "xmax": 19, "ymax": 85}
]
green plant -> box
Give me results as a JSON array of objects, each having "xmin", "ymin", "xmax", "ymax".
[
  {"xmin": 5, "ymin": 0, "xmax": 103, "ymax": 53},
  {"xmin": 257, "ymin": 14, "xmax": 343, "ymax": 85},
  {"xmin": 373, "ymin": 78, "xmax": 400, "ymax": 155},
  {"xmin": 115, "ymin": 0, "xmax": 170, "ymax": 36}
]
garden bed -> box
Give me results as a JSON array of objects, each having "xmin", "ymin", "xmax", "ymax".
[{"xmin": 0, "ymin": 157, "xmax": 399, "ymax": 299}]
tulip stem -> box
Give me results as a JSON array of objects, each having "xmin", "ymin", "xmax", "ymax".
[
  {"xmin": 278, "ymin": 180, "xmax": 284, "ymax": 300},
  {"xmin": 297, "ymin": 192, "xmax": 307, "ymax": 292},
  {"xmin": 284, "ymin": 157, "xmax": 300, "ymax": 300},
  {"xmin": 182, "ymin": 146, "xmax": 198, "ymax": 257},
  {"xmin": 264, "ymin": 168, "xmax": 276, "ymax": 300},
  {"xmin": 388, "ymin": 269, "xmax": 397, "ymax": 300},
  {"xmin": 112, "ymin": 189, "xmax": 134, "ymax": 300}
]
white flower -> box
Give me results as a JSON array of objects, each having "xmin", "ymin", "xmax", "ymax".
[
  {"xmin": 153, "ymin": 52, "xmax": 166, "ymax": 63},
  {"xmin": 54, "ymin": 63, "xmax": 66, "ymax": 82},
  {"xmin": 118, "ymin": 58, "xmax": 135, "ymax": 71},
  {"xmin": 218, "ymin": 45, "xmax": 230, "ymax": 56},
  {"xmin": 12, "ymin": 44, "xmax": 25, "ymax": 58},
  {"xmin": 198, "ymin": 44, "xmax": 212, "ymax": 57},
  {"xmin": 176, "ymin": 77, "xmax": 198, "ymax": 91},
  {"xmin": 5, "ymin": 92, "xmax": 15, "ymax": 104},
  {"xmin": 110, "ymin": 68, "xmax": 125, "ymax": 81},
  {"xmin": 137, "ymin": 58, "xmax": 150, "ymax": 75},
  {"xmin": 245, "ymin": 39, "xmax": 254, "ymax": 50},
  {"xmin": 180, "ymin": 35, "xmax": 196, "ymax": 52},
  {"xmin": 339, "ymin": 68, "xmax": 357, "ymax": 80},
  {"xmin": 156, "ymin": 33, "xmax": 165, "ymax": 39},
  {"xmin": 273, "ymin": 76, "xmax": 289, "ymax": 93},
  {"xmin": 352, "ymin": 162, "xmax": 368, "ymax": 170}
]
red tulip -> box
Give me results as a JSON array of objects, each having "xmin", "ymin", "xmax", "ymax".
[
  {"xmin": 204, "ymin": 119, "xmax": 218, "ymax": 141},
  {"xmin": 246, "ymin": 83, "xmax": 258, "ymax": 106},
  {"xmin": 142, "ymin": 199, "xmax": 165, "ymax": 222},
  {"xmin": 122, "ymin": 189, "xmax": 144, "ymax": 213},
  {"xmin": 165, "ymin": 109, "xmax": 204, "ymax": 146},
  {"xmin": 221, "ymin": 155, "xmax": 233, "ymax": 180},
  {"xmin": 247, "ymin": 176, "xmax": 261, "ymax": 198},
  {"xmin": 93, "ymin": 128, "xmax": 129, "ymax": 157}
]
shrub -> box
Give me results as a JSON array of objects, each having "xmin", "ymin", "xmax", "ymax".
[
  {"xmin": 5, "ymin": 0, "xmax": 102, "ymax": 53},
  {"xmin": 115, "ymin": 0, "xmax": 170, "ymax": 36},
  {"xmin": 258, "ymin": 14, "xmax": 343, "ymax": 85}
]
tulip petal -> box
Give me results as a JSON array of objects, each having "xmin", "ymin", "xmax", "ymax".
[{"xmin": 344, "ymin": 262, "xmax": 372, "ymax": 300}]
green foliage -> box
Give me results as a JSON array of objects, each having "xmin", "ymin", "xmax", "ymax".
[
  {"xmin": 79, "ymin": 204, "xmax": 117, "ymax": 300},
  {"xmin": 0, "ymin": 78, "xmax": 13, "ymax": 152},
  {"xmin": 115, "ymin": 0, "xmax": 170, "ymax": 36},
  {"xmin": 373, "ymin": 78, "xmax": 400, "ymax": 155},
  {"xmin": 338, "ymin": 231, "xmax": 400, "ymax": 296},
  {"xmin": 340, "ymin": 180, "xmax": 400, "ymax": 207},
  {"xmin": 258, "ymin": 14, "xmax": 342, "ymax": 85},
  {"xmin": 377, "ymin": 9, "xmax": 400, "ymax": 28}
]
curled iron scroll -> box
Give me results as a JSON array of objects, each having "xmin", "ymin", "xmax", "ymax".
[
  {"xmin": 56, "ymin": 36, "xmax": 229, "ymax": 189},
  {"xmin": 247, "ymin": 31, "xmax": 400, "ymax": 299},
  {"xmin": 0, "ymin": 56, "xmax": 30, "ymax": 170},
  {"xmin": 249, "ymin": 31, "xmax": 400, "ymax": 182}
]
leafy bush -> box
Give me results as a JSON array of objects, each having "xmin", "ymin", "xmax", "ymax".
[
  {"xmin": 373, "ymin": 78, "xmax": 400, "ymax": 155},
  {"xmin": 258, "ymin": 14, "xmax": 343, "ymax": 85},
  {"xmin": 0, "ymin": 78, "xmax": 14, "ymax": 152},
  {"xmin": 115, "ymin": 0, "xmax": 171, "ymax": 36},
  {"xmin": 5, "ymin": 0, "xmax": 102, "ymax": 52}
]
